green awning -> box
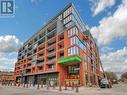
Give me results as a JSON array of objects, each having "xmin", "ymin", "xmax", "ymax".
[{"xmin": 57, "ymin": 56, "xmax": 82, "ymax": 64}]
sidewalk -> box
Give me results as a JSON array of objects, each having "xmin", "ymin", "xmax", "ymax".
[{"xmin": 0, "ymin": 84, "xmax": 101, "ymax": 95}]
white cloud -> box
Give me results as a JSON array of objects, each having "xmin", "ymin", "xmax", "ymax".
[
  {"xmin": 91, "ymin": 0, "xmax": 127, "ymax": 45},
  {"xmin": 0, "ymin": 35, "xmax": 22, "ymax": 53},
  {"xmin": 0, "ymin": 35, "xmax": 22, "ymax": 71},
  {"xmin": 0, "ymin": 53, "xmax": 17, "ymax": 71},
  {"xmin": 0, "ymin": 65, "xmax": 8, "ymax": 71},
  {"xmin": 101, "ymin": 47, "xmax": 127, "ymax": 76},
  {"xmin": 89, "ymin": 0, "xmax": 115, "ymax": 16},
  {"xmin": 100, "ymin": 46, "xmax": 114, "ymax": 54}
]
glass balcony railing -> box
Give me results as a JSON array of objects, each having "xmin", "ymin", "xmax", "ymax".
[
  {"xmin": 38, "ymin": 70, "xmax": 43, "ymax": 72},
  {"xmin": 37, "ymin": 60, "xmax": 44, "ymax": 64},
  {"xmin": 47, "ymin": 30, "xmax": 57, "ymax": 40},
  {"xmin": 47, "ymin": 68, "xmax": 55, "ymax": 70},
  {"xmin": 48, "ymin": 49, "xmax": 55, "ymax": 54}
]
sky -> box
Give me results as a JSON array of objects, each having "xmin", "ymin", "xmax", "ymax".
[{"xmin": 0, "ymin": 0, "xmax": 127, "ymax": 77}]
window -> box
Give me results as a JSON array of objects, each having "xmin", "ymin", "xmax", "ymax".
[
  {"xmin": 87, "ymin": 43, "xmax": 90, "ymax": 49},
  {"xmin": 68, "ymin": 65, "xmax": 79, "ymax": 75},
  {"xmin": 58, "ymin": 14, "xmax": 62, "ymax": 20},
  {"xmin": 70, "ymin": 36, "xmax": 76, "ymax": 45},
  {"xmin": 63, "ymin": 6, "xmax": 72, "ymax": 18},
  {"xmin": 68, "ymin": 48, "xmax": 71, "ymax": 56},
  {"xmin": 88, "ymin": 57, "xmax": 90, "ymax": 63},
  {"xmin": 48, "ymin": 64, "xmax": 54, "ymax": 70},
  {"xmin": 68, "ymin": 46, "xmax": 79, "ymax": 56},
  {"xmin": 63, "ymin": 15, "xmax": 72, "ymax": 24},
  {"xmin": 92, "ymin": 63, "xmax": 96, "ymax": 73},
  {"xmin": 84, "ymin": 62, "xmax": 87, "ymax": 71},
  {"xmin": 65, "ymin": 21, "xmax": 73, "ymax": 27},
  {"xmin": 87, "ymin": 50, "xmax": 90, "ymax": 56},
  {"xmin": 68, "ymin": 27, "xmax": 78, "ymax": 37},
  {"xmin": 70, "ymin": 36, "xmax": 86, "ymax": 51},
  {"xmin": 91, "ymin": 43, "xmax": 94, "ymax": 49},
  {"xmin": 72, "ymin": 7, "xmax": 87, "ymax": 32},
  {"xmin": 84, "ymin": 54, "xmax": 87, "ymax": 61},
  {"xmin": 33, "ymin": 44, "xmax": 37, "ymax": 49}
]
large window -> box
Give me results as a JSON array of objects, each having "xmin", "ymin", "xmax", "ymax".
[
  {"xmin": 91, "ymin": 63, "xmax": 96, "ymax": 73},
  {"xmin": 68, "ymin": 27, "xmax": 78, "ymax": 37},
  {"xmin": 84, "ymin": 62, "xmax": 87, "ymax": 71},
  {"xmin": 88, "ymin": 57, "xmax": 90, "ymax": 63},
  {"xmin": 58, "ymin": 14, "xmax": 62, "ymax": 20},
  {"xmin": 84, "ymin": 54, "xmax": 87, "ymax": 61},
  {"xmin": 68, "ymin": 65, "xmax": 79, "ymax": 75},
  {"xmin": 65, "ymin": 21, "xmax": 73, "ymax": 27},
  {"xmin": 70, "ymin": 36, "xmax": 86, "ymax": 51},
  {"xmin": 48, "ymin": 64, "xmax": 54, "ymax": 70},
  {"xmin": 68, "ymin": 46, "xmax": 79, "ymax": 56},
  {"xmin": 72, "ymin": 7, "xmax": 87, "ymax": 33},
  {"xmin": 63, "ymin": 6, "xmax": 72, "ymax": 18},
  {"xmin": 63, "ymin": 15, "xmax": 72, "ymax": 25}
]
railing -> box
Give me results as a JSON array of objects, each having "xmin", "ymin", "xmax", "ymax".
[{"xmin": 38, "ymin": 70, "xmax": 43, "ymax": 72}]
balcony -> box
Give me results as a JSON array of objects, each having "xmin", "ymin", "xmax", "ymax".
[
  {"xmin": 32, "ymin": 67, "xmax": 35, "ymax": 73},
  {"xmin": 47, "ymin": 28, "xmax": 57, "ymax": 40},
  {"xmin": 47, "ymin": 46, "xmax": 55, "ymax": 55},
  {"xmin": 38, "ymin": 51, "xmax": 44, "ymax": 59},
  {"xmin": 24, "ymin": 69, "xmax": 31, "ymax": 74},
  {"xmin": 37, "ymin": 66, "xmax": 43, "ymax": 72},
  {"xmin": 46, "ymin": 64, "xmax": 55, "ymax": 71},
  {"xmin": 38, "ymin": 43, "xmax": 45, "ymax": 52},
  {"xmin": 46, "ymin": 68, "xmax": 55, "ymax": 71},
  {"xmin": 47, "ymin": 55, "xmax": 56, "ymax": 63},
  {"xmin": 32, "ymin": 61, "xmax": 36, "ymax": 67},
  {"xmin": 26, "ymin": 65, "xmax": 31, "ymax": 69},
  {"xmin": 38, "ymin": 37, "xmax": 45, "ymax": 46},
  {"xmin": 58, "ymin": 32, "xmax": 64, "ymax": 41},
  {"xmin": 27, "ymin": 51, "xmax": 33, "ymax": 57},
  {"xmin": 37, "ymin": 59, "xmax": 44, "ymax": 65},
  {"xmin": 58, "ymin": 41, "xmax": 64, "ymax": 50},
  {"xmin": 59, "ymin": 52, "xmax": 64, "ymax": 58},
  {"xmin": 33, "ymin": 55, "xmax": 37, "ymax": 61},
  {"xmin": 47, "ymin": 22, "xmax": 56, "ymax": 34},
  {"xmin": 38, "ymin": 70, "xmax": 43, "ymax": 72},
  {"xmin": 47, "ymin": 37, "xmax": 56, "ymax": 47},
  {"xmin": 39, "ymin": 31, "xmax": 46, "ymax": 39},
  {"xmin": 28, "ymin": 45, "xmax": 33, "ymax": 51},
  {"xmin": 28, "ymin": 40, "xmax": 33, "ymax": 48},
  {"xmin": 48, "ymin": 49, "xmax": 55, "ymax": 54}
]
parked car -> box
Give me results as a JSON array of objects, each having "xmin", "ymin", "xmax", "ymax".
[
  {"xmin": 100, "ymin": 78, "xmax": 109, "ymax": 88},
  {"xmin": 112, "ymin": 80, "xmax": 118, "ymax": 84}
]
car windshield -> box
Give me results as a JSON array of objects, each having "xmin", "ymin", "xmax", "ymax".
[{"xmin": 101, "ymin": 79, "xmax": 108, "ymax": 84}]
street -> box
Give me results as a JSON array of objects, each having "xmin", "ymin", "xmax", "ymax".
[{"xmin": 0, "ymin": 83, "xmax": 127, "ymax": 95}]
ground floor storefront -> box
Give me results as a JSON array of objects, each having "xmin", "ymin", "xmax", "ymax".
[
  {"xmin": 16, "ymin": 73, "xmax": 58, "ymax": 86},
  {"xmin": 16, "ymin": 63, "xmax": 102, "ymax": 87}
]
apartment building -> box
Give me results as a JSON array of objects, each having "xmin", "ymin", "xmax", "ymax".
[
  {"xmin": 14, "ymin": 3, "xmax": 104, "ymax": 86},
  {"xmin": 0, "ymin": 71, "xmax": 15, "ymax": 84}
]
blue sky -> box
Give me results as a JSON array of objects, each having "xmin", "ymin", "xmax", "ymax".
[
  {"xmin": 0, "ymin": 0, "xmax": 127, "ymax": 76},
  {"xmin": 0, "ymin": 0, "xmax": 120, "ymax": 41}
]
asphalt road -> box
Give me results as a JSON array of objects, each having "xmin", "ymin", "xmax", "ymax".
[{"xmin": 0, "ymin": 83, "xmax": 127, "ymax": 95}]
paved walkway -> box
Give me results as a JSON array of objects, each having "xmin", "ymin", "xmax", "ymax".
[{"xmin": 0, "ymin": 83, "xmax": 127, "ymax": 95}]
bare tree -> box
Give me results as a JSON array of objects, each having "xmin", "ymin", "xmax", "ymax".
[
  {"xmin": 121, "ymin": 72, "xmax": 127, "ymax": 82},
  {"xmin": 105, "ymin": 72, "xmax": 118, "ymax": 83}
]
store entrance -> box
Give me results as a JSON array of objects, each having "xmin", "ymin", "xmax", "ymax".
[{"xmin": 65, "ymin": 64, "xmax": 80, "ymax": 86}]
